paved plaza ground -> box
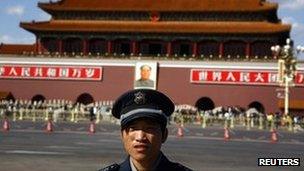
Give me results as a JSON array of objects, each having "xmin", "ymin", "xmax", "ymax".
[{"xmin": 0, "ymin": 121, "xmax": 303, "ymax": 171}]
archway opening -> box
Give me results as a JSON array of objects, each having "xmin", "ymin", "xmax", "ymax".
[
  {"xmin": 248, "ymin": 101, "xmax": 265, "ymax": 114},
  {"xmin": 195, "ymin": 97, "xmax": 215, "ymax": 111},
  {"xmin": 31, "ymin": 94, "xmax": 46, "ymax": 102},
  {"xmin": 76, "ymin": 93, "xmax": 94, "ymax": 105}
]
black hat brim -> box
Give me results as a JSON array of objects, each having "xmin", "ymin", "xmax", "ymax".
[{"xmin": 121, "ymin": 112, "xmax": 167, "ymax": 130}]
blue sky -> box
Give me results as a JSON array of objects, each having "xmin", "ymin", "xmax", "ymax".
[{"xmin": 0, "ymin": 0, "xmax": 304, "ymax": 59}]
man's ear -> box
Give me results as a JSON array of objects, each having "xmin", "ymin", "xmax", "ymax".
[{"xmin": 162, "ymin": 128, "xmax": 168, "ymax": 143}]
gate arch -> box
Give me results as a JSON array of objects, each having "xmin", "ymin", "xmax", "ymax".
[
  {"xmin": 248, "ymin": 101, "xmax": 265, "ymax": 113},
  {"xmin": 195, "ymin": 97, "xmax": 215, "ymax": 111},
  {"xmin": 76, "ymin": 93, "xmax": 94, "ymax": 105},
  {"xmin": 31, "ymin": 94, "xmax": 46, "ymax": 102}
]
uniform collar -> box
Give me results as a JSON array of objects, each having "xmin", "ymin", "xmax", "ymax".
[{"xmin": 129, "ymin": 157, "xmax": 137, "ymax": 171}]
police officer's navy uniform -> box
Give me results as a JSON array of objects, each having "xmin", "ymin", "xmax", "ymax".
[
  {"xmin": 99, "ymin": 89, "xmax": 192, "ymax": 171},
  {"xmin": 99, "ymin": 152, "xmax": 192, "ymax": 171}
]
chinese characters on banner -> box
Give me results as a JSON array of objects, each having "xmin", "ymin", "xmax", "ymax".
[
  {"xmin": 191, "ymin": 69, "xmax": 304, "ymax": 87},
  {"xmin": 0, "ymin": 65, "xmax": 102, "ymax": 81}
]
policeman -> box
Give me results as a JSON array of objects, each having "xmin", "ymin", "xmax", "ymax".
[{"xmin": 99, "ymin": 89, "xmax": 192, "ymax": 171}]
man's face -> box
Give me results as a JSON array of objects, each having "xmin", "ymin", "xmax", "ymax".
[
  {"xmin": 140, "ymin": 66, "xmax": 151, "ymax": 80},
  {"xmin": 121, "ymin": 119, "xmax": 165, "ymax": 163}
]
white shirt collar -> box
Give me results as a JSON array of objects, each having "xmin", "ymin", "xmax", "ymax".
[{"xmin": 130, "ymin": 157, "xmax": 138, "ymax": 171}]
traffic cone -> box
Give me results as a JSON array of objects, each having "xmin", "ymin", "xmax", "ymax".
[
  {"xmin": 224, "ymin": 127, "xmax": 230, "ymax": 141},
  {"xmin": 177, "ymin": 124, "xmax": 184, "ymax": 137},
  {"xmin": 88, "ymin": 122, "xmax": 96, "ymax": 134},
  {"xmin": 46, "ymin": 119, "xmax": 54, "ymax": 133},
  {"xmin": 2, "ymin": 117, "xmax": 10, "ymax": 132},
  {"xmin": 271, "ymin": 129, "xmax": 278, "ymax": 143}
]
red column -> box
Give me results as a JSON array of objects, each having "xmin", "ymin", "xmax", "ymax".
[
  {"xmin": 36, "ymin": 37, "xmax": 41, "ymax": 54},
  {"xmin": 132, "ymin": 41, "xmax": 137, "ymax": 55},
  {"xmin": 219, "ymin": 42, "xmax": 224, "ymax": 56},
  {"xmin": 192, "ymin": 42, "xmax": 197, "ymax": 57},
  {"xmin": 83, "ymin": 39, "xmax": 88, "ymax": 55},
  {"xmin": 167, "ymin": 42, "xmax": 172, "ymax": 56},
  {"xmin": 246, "ymin": 42, "xmax": 250, "ymax": 57},
  {"xmin": 107, "ymin": 40, "xmax": 112, "ymax": 54}
]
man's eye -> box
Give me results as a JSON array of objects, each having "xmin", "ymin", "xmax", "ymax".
[
  {"xmin": 128, "ymin": 126, "xmax": 137, "ymax": 131},
  {"xmin": 127, "ymin": 127, "xmax": 133, "ymax": 131}
]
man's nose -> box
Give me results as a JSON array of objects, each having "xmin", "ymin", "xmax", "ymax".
[{"xmin": 135, "ymin": 130, "xmax": 147, "ymax": 141}]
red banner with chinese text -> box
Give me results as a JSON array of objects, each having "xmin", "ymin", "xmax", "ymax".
[
  {"xmin": 191, "ymin": 69, "xmax": 304, "ymax": 87},
  {"xmin": 0, "ymin": 65, "xmax": 102, "ymax": 81}
]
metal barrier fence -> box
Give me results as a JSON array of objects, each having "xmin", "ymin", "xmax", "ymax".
[
  {"xmin": 0, "ymin": 108, "xmax": 116, "ymax": 124},
  {"xmin": 1, "ymin": 105, "xmax": 303, "ymax": 132}
]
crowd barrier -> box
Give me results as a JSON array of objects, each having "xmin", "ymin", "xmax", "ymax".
[{"xmin": 1, "ymin": 100, "xmax": 303, "ymax": 133}]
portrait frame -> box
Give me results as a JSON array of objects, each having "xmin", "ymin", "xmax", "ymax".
[{"xmin": 134, "ymin": 62, "xmax": 158, "ymax": 90}]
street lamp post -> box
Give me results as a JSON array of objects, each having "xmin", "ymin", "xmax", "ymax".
[{"xmin": 271, "ymin": 39, "xmax": 304, "ymax": 115}]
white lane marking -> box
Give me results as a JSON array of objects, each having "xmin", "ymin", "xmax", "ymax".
[{"xmin": 4, "ymin": 150, "xmax": 69, "ymax": 155}]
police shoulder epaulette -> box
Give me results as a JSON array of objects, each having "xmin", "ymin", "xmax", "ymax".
[{"xmin": 98, "ymin": 163, "xmax": 120, "ymax": 171}]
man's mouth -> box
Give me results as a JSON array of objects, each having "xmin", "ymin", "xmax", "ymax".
[{"xmin": 134, "ymin": 144, "xmax": 149, "ymax": 152}]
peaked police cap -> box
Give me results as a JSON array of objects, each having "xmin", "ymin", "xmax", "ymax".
[{"xmin": 112, "ymin": 89, "xmax": 175, "ymax": 129}]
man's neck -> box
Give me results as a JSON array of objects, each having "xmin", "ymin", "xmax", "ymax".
[{"xmin": 130, "ymin": 152, "xmax": 161, "ymax": 171}]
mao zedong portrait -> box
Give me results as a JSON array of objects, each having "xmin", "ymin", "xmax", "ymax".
[{"xmin": 134, "ymin": 65, "xmax": 155, "ymax": 88}]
